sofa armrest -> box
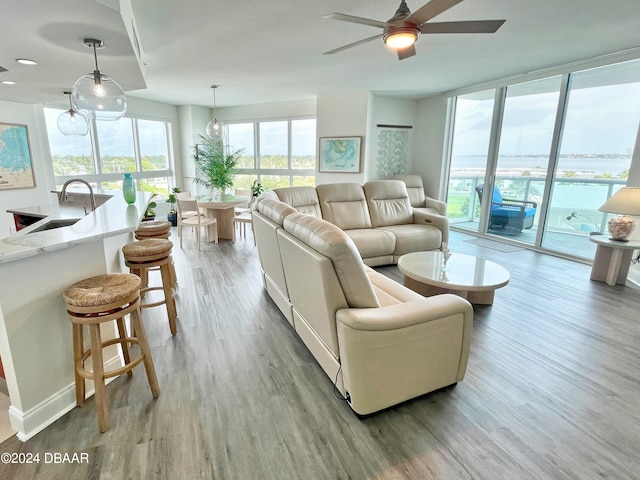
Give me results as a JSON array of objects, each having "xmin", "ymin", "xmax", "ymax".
[
  {"xmin": 337, "ymin": 294, "xmax": 472, "ymax": 331},
  {"xmin": 424, "ymin": 197, "xmax": 447, "ymax": 216},
  {"xmin": 412, "ymin": 210, "xmax": 450, "ymax": 244}
]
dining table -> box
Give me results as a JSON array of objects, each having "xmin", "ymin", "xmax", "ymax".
[{"xmin": 197, "ymin": 194, "xmax": 250, "ymax": 241}]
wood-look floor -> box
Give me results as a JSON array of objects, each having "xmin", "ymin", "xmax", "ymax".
[{"xmin": 1, "ymin": 228, "xmax": 639, "ymax": 480}]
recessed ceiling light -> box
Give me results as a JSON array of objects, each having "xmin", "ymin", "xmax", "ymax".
[
  {"xmin": 1, "ymin": 80, "xmax": 16, "ymax": 85},
  {"xmin": 16, "ymin": 58, "xmax": 37, "ymax": 65}
]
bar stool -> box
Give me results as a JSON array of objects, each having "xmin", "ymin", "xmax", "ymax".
[
  {"xmin": 135, "ymin": 220, "xmax": 176, "ymax": 289},
  {"xmin": 63, "ymin": 273, "xmax": 160, "ymax": 433},
  {"xmin": 135, "ymin": 220, "xmax": 171, "ymax": 240},
  {"xmin": 122, "ymin": 238, "xmax": 178, "ymax": 336}
]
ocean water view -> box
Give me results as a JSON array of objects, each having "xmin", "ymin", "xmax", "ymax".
[{"xmin": 451, "ymin": 155, "xmax": 631, "ymax": 177}]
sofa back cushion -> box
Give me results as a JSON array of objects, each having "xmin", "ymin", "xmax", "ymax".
[
  {"xmin": 317, "ymin": 183, "xmax": 372, "ymax": 230},
  {"xmin": 283, "ymin": 213, "xmax": 379, "ymax": 308},
  {"xmin": 363, "ymin": 180, "xmax": 414, "ymax": 227},
  {"xmin": 386, "ymin": 174, "xmax": 426, "ymax": 208},
  {"xmin": 254, "ymin": 198, "xmax": 298, "ymax": 298},
  {"xmin": 274, "ymin": 186, "xmax": 322, "ymax": 217},
  {"xmin": 256, "ymin": 197, "xmax": 297, "ymax": 226}
]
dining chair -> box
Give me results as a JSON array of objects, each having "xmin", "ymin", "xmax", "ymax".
[
  {"xmin": 233, "ymin": 212, "xmax": 254, "ymax": 244},
  {"xmin": 177, "ymin": 198, "xmax": 218, "ymax": 250},
  {"xmin": 234, "ymin": 189, "xmax": 252, "ymax": 215}
]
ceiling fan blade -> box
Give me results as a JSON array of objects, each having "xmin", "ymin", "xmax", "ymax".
[
  {"xmin": 323, "ymin": 34, "xmax": 384, "ymax": 55},
  {"xmin": 323, "ymin": 13, "xmax": 389, "ymax": 29},
  {"xmin": 397, "ymin": 44, "xmax": 417, "ymax": 60},
  {"xmin": 420, "ymin": 19, "xmax": 506, "ymax": 34},
  {"xmin": 405, "ymin": 0, "xmax": 464, "ymax": 26}
]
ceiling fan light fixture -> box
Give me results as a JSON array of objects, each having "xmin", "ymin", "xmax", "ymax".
[
  {"xmin": 384, "ymin": 28, "xmax": 419, "ymax": 49},
  {"xmin": 71, "ymin": 38, "xmax": 126, "ymax": 121}
]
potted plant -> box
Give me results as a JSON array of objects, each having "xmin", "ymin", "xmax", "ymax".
[
  {"xmin": 166, "ymin": 187, "xmax": 181, "ymax": 226},
  {"xmin": 251, "ymin": 180, "xmax": 264, "ymax": 197},
  {"xmin": 192, "ymin": 135, "xmax": 242, "ymax": 198},
  {"xmin": 143, "ymin": 195, "xmax": 157, "ymax": 221}
]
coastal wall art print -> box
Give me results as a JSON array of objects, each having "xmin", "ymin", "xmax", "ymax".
[
  {"xmin": 318, "ymin": 136, "xmax": 362, "ymax": 173},
  {"xmin": 0, "ymin": 123, "xmax": 35, "ymax": 190}
]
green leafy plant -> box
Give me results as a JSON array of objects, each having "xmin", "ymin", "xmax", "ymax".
[
  {"xmin": 144, "ymin": 195, "xmax": 157, "ymax": 220},
  {"xmin": 251, "ymin": 180, "xmax": 264, "ymax": 197},
  {"xmin": 192, "ymin": 135, "xmax": 242, "ymax": 192},
  {"xmin": 167, "ymin": 187, "xmax": 181, "ymax": 213}
]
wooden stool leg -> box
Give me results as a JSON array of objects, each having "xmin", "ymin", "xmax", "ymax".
[
  {"xmin": 169, "ymin": 256, "xmax": 177, "ymax": 290},
  {"xmin": 116, "ymin": 317, "xmax": 133, "ymax": 378},
  {"xmin": 72, "ymin": 323, "xmax": 85, "ymax": 407},
  {"xmin": 131, "ymin": 309, "xmax": 160, "ymax": 398},
  {"xmin": 160, "ymin": 264, "xmax": 178, "ymax": 335},
  {"xmin": 88, "ymin": 324, "xmax": 109, "ymax": 433}
]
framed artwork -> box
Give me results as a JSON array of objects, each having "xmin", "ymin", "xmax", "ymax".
[
  {"xmin": 318, "ymin": 136, "xmax": 362, "ymax": 173},
  {"xmin": 0, "ymin": 122, "xmax": 36, "ymax": 190}
]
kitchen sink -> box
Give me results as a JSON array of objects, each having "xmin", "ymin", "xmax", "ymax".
[{"xmin": 27, "ymin": 218, "xmax": 80, "ymax": 233}]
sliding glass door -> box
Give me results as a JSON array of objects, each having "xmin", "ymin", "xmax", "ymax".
[
  {"xmin": 445, "ymin": 58, "xmax": 640, "ymax": 260},
  {"xmin": 446, "ymin": 90, "xmax": 494, "ymax": 233},
  {"xmin": 541, "ymin": 61, "xmax": 640, "ymax": 257}
]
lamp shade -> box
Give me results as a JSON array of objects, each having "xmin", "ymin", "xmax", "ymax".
[
  {"xmin": 206, "ymin": 119, "xmax": 225, "ymax": 143},
  {"xmin": 72, "ymin": 72, "xmax": 127, "ymax": 121},
  {"xmin": 58, "ymin": 91, "xmax": 90, "ymax": 136},
  {"xmin": 598, "ymin": 187, "xmax": 640, "ymax": 215},
  {"xmin": 57, "ymin": 109, "xmax": 90, "ymax": 136}
]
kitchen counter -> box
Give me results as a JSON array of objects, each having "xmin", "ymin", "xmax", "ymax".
[
  {"xmin": 0, "ymin": 191, "xmax": 151, "ymax": 264},
  {"xmin": 0, "ymin": 190, "xmax": 153, "ymax": 441}
]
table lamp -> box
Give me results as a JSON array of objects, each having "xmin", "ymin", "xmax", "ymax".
[{"xmin": 598, "ymin": 187, "xmax": 640, "ymax": 242}]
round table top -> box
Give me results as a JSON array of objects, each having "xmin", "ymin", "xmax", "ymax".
[
  {"xmin": 589, "ymin": 234, "xmax": 640, "ymax": 249},
  {"xmin": 196, "ymin": 195, "xmax": 249, "ymax": 208},
  {"xmin": 398, "ymin": 251, "xmax": 510, "ymax": 292}
]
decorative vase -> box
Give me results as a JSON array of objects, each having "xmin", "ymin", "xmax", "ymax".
[
  {"xmin": 211, "ymin": 187, "xmax": 223, "ymax": 201},
  {"xmin": 122, "ymin": 173, "xmax": 136, "ymax": 204}
]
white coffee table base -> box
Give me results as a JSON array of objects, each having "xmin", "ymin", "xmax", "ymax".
[
  {"xmin": 398, "ymin": 251, "xmax": 510, "ymax": 306},
  {"xmin": 402, "ymin": 277, "xmax": 499, "ymax": 305}
]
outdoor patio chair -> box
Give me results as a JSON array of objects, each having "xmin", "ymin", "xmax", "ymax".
[{"xmin": 476, "ymin": 184, "xmax": 537, "ymax": 234}]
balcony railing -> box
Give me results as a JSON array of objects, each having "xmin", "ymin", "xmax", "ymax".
[{"xmin": 447, "ymin": 175, "xmax": 627, "ymax": 237}]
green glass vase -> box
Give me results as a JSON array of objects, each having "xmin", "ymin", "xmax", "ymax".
[{"xmin": 122, "ymin": 173, "xmax": 136, "ymax": 204}]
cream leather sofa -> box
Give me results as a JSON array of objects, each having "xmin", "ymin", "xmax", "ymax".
[
  {"xmin": 270, "ymin": 180, "xmax": 449, "ymax": 266},
  {"xmin": 385, "ymin": 174, "xmax": 447, "ymax": 216},
  {"xmin": 252, "ymin": 197, "xmax": 473, "ymax": 415}
]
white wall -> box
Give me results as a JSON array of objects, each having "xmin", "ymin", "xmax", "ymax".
[
  {"xmin": 316, "ymin": 91, "xmax": 369, "ymax": 185},
  {"xmin": 219, "ymin": 99, "xmax": 316, "ymax": 122},
  {"xmin": 414, "ymin": 95, "xmax": 450, "ymax": 200},
  {"xmin": 365, "ymin": 94, "xmax": 418, "ymax": 182}
]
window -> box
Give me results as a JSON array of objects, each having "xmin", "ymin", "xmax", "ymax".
[
  {"xmin": 228, "ymin": 117, "xmax": 316, "ymax": 191},
  {"xmin": 445, "ymin": 58, "xmax": 640, "ymax": 259},
  {"xmin": 43, "ymin": 108, "xmax": 173, "ymax": 197}
]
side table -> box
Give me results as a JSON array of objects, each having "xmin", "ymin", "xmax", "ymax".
[{"xmin": 589, "ymin": 235, "xmax": 640, "ymax": 286}]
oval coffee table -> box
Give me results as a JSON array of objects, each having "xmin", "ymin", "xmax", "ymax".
[{"xmin": 397, "ymin": 251, "xmax": 510, "ymax": 305}]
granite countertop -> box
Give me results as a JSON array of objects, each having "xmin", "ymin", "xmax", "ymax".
[{"xmin": 0, "ymin": 191, "xmax": 152, "ymax": 264}]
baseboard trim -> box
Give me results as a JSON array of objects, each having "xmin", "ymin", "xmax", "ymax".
[{"xmin": 9, "ymin": 356, "xmax": 122, "ymax": 442}]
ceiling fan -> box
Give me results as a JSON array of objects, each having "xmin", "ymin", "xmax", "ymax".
[{"xmin": 323, "ymin": 0, "xmax": 506, "ymax": 60}]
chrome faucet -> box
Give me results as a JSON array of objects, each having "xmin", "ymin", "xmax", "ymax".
[{"xmin": 59, "ymin": 179, "xmax": 97, "ymax": 212}]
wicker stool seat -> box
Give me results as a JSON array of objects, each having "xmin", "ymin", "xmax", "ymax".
[
  {"xmin": 133, "ymin": 223, "xmax": 177, "ymax": 289},
  {"xmin": 135, "ymin": 220, "xmax": 171, "ymax": 240},
  {"xmin": 123, "ymin": 239, "xmax": 178, "ymax": 336},
  {"xmin": 64, "ymin": 273, "xmax": 160, "ymax": 433}
]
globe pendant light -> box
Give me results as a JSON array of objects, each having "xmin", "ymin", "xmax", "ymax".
[
  {"xmin": 57, "ymin": 91, "xmax": 90, "ymax": 136},
  {"xmin": 71, "ymin": 38, "xmax": 127, "ymax": 121},
  {"xmin": 205, "ymin": 85, "xmax": 225, "ymax": 143}
]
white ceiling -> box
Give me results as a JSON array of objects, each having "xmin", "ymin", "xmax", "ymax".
[{"xmin": 1, "ymin": 0, "xmax": 640, "ymax": 108}]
